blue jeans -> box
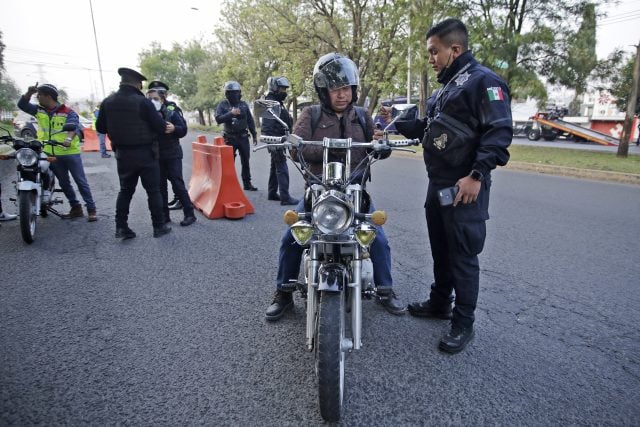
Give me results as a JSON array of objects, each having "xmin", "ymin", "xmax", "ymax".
[
  {"xmin": 98, "ymin": 133, "xmax": 107, "ymax": 155},
  {"xmin": 276, "ymin": 199, "xmax": 393, "ymax": 289},
  {"xmin": 50, "ymin": 154, "xmax": 96, "ymax": 210}
]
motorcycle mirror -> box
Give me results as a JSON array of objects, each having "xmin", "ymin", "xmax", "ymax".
[
  {"xmin": 391, "ymin": 103, "xmax": 418, "ymax": 119},
  {"xmin": 381, "ymin": 104, "xmax": 419, "ymax": 132},
  {"xmin": 254, "ymin": 99, "xmax": 282, "ymax": 119}
]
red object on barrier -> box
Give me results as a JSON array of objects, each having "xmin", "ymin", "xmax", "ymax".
[
  {"xmin": 82, "ymin": 128, "xmax": 112, "ymax": 152},
  {"xmin": 188, "ymin": 135, "xmax": 255, "ymax": 219}
]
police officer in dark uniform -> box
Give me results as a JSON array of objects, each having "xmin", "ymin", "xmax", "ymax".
[
  {"xmin": 215, "ymin": 81, "xmax": 259, "ymax": 191},
  {"xmin": 262, "ymin": 76, "xmax": 298, "ymax": 205},
  {"xmin": 96, "ymin": 68, "xmax": 172, "ymax": 239},
  {"xmin": 146, "ymin": 81, "xmax": 196, "ymax": 227},
  {"xmin": 395, "ymin": 19, "xmax": 512, "ymax": 353}
]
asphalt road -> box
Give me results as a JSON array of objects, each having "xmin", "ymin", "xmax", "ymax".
[{"xmin": 1, "ymin": 133, "xmax": 639, "ymax": 425}]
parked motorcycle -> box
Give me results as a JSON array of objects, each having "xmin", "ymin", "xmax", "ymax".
[
  {"xmin": 255, "ymin": 100, "xmax": 419, "ymax": 421},
  {"xmin": 0, "ymin": 124, "xmax": 74, "ymax": 243}
]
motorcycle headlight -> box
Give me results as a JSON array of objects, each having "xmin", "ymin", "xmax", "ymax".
[
  {"xmin": 291, "ymin": 220, "xmax": 314, "ymax": 245},
  {"xmin": 354, "ymin": 223, "xmax": 377, "ymax": 247},
  {"xmin": 312, "ymin": 190, "xmax": 354, "ymax": 235},
  {"xmin": 16, "ymin": 148, "xmax": 38, "ymax": 167}
]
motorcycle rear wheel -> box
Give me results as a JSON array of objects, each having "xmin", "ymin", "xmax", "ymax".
[
  {"xmin": 316, "ymin": 291, "xmax": 346, "ymax": 422},
  {"xmin": 19, "ymin": 191, "xmax": 37, "ymax": 244}
]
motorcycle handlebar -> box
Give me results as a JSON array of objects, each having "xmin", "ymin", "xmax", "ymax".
[{"xmin": 255, "ymin": 135, "xmax": 420, "ymax": 152}]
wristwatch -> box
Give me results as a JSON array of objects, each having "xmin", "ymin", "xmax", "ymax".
[{"xmin": 469, "ymin": 169, "xmax": 484, "ymax": 181}]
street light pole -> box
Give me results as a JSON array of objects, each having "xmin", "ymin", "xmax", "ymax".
[{"xmin": 89, "ymin": 0, "xmax": 106, "ymax": 99}]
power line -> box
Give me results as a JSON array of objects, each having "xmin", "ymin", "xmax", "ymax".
[{"xmin": 5, "ymin": 59, "xmax": 116, "ymax": 73}]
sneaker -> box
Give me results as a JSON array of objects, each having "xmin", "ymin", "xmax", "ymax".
[
  {"xmin": 408, "ymin": 300, "xmax": 453, "ymax": 319},
  {"xmin": 87, "ymin": 209, "xmax": 98, "ymax": 222},
  {"xmin": 0, "ymin": 212, "xmax": 17, "ymax": 221},
  {"xmin": 376, "ymin": 289, "xmax": 406, "ymax": 315},
  {"xmin": 180, "ymin": 215, "xmax": 196, "ymax": 226},
  {"xmin": 267, "ymin": 193, "xmax": 280, "ymax": 201},
  {"xmin": 265, "ymin": 290, "xmax": 293, "ymax": 321},
  {"xmin": 168, "ymin": 200, "xmax": 182, "ymax": 211},
  {"xmin": 244, "ymin": 184, "xmax": 258, "ymax": 191},
  {"xmin": 62, "ymin": 205, "xmax": 84, "ymax": 219},
  {"xmin": 280, "ymin": 198, "xmax": 299, "ymax": 206},
  {"xmin": 153, "ymin": 224, "xmax": 172, "ymax": 238},
  {"xmin": 115, "ymin": 227, "xmax": 136, "ymax": 239},
  {"xmin": 439, "ymin": 324, "xmax": 475, "ymax": 354}
]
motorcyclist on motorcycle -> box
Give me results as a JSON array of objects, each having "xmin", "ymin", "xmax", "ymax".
[{"xmin": 265, "ymin": 53, "xmax": 406, "ymax": 321}]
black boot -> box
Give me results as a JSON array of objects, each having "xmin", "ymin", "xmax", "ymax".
[
  {"xmin": 180, "ymin": 215, "xmax": 196, "ymax": 226},
  {"xmin": 244, "ymin": 183, "xmax": 258, "ymax": 191},
  {"xmin": 376, "ymin": 289, "xmax": 406, "ymax": 315},
  {"xmin": 267, "ymin": 193, "xmax": 280, "ymax": 201},
  {"xmin": 153, "ymin": 224, "xmax": 172, "ymax": 238},
  {"xmin": 280, "ymin": 197, "xmax": 299, "ymax": 206},
  {"xmin": 439, "ymin": 324, "xmax": 475, "ymax": 354},
  {"xmin": 168, "ymin": 200, "xmax": 183, "ymax": 210},
  {"xmin": 115, "ymin": 227, "xmax": 136, "ymax": 240},
  {"xmin": 408, "ymin": 300, "xmax": 453, "ymax": 319},
  {"xmin": 265, "ymin": 290, "xmax": 293, "ymax": 321}
]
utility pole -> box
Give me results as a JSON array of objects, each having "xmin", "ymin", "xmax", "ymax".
[
  {"xmin": 89, "ymin": 0, "xmax": 106, "ymax": 99},
  {"xmin": 407, "ymin": 23, "xmax": 412, "ymax": 103},
  {"xmin": 617, "ymin": 41, "xmax": 640, "ymax": 158}
]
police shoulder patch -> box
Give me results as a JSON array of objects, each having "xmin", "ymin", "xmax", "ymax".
[
  {"xmin": 487, "ymin": 86, "xmax": 505, "ymax": 102},
  {"xmin": 455, "ymin": 72, "xmax": 470, "ymax": 87}
]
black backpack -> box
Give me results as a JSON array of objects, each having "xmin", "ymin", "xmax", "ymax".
[{"xmin": 309, "ymin": 105, "xmax": 373, "ymax": 142}]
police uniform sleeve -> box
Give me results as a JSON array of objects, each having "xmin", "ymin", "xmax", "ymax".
[
  {"xmin": 95, "ymin": 104, "xmax": 108, "ymax": 134},
  {"xmin": 472, "ymin": 75, "xmax": 512, "ymax": 176},
  {"xmin": 215, "ymin": 100, "xmax": 233, "ymax": 124},
  {"xmin": 168, "ymin": 104, "xmax": 188, "ymax": 139},
  {"xmin": 395, "ymin": 107, "xmax": 428, "ymax": 140}
]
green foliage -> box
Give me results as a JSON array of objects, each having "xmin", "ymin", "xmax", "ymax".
[
  {"xmin": 0, "ymin": 76, "xmax": 19, "ymax": 112},
  {"xmin": 139, "ymin": 40, "xmax": 213, "ymax": 123},
  {"xmin": 594, "ymin": 51, "xmax": 640, "ymax": 115}
]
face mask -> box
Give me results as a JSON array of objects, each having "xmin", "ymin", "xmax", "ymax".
[
  {"xmin": 226, "ymin": 91, "xmax": 241, "ymax": 104},
  {"xmin": 151, "ymin": 99, "xmax": 162, "ymax": 111},
  {"xmin": 273, "ymin": 92, "xmax": 287, "ymax": 102}
]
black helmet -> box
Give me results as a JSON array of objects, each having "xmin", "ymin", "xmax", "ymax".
[
  {"xmin": 224, "ymin": 81, "xmax": 241, "ymax": 91},
  {"xmin": 313, "ymin": 53, "xmax": 359, "ymax": 107},
  {"xmin": 268, "ymin": 76, "xmax": 290, "ymax": 93}
]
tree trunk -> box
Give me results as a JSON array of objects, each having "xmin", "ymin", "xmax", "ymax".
[
  {"xmin": 206, "ymin": 109, "xmax": 212, "ymax": 126},
  {"xmin": 197, "ymin": 108, "xmax": 205, "ymax": 126},
  {"xmin": 292, "ymin": 97, "xmax": 298, "ymax": 123},
  {"xmin": 419, "ymin": 68, "xmax": 430, "ymax": 117},
  {"xmin": 617, "ymin": 42, "xmax": 640, "ymax": 158}
]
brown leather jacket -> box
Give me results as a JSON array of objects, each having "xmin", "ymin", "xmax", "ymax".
[{"xmin": 291, "ymin": 104, "xmax": 374, "ymax": 178}]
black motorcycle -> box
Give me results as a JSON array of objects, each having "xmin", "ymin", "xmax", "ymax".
[{"xmin": 0, "ymin": 124, "xmax": 74, "ymax": 243}]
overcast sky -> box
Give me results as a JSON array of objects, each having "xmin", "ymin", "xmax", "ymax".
[{"xmin": 2, "ymin": 0, "xmax": 639, "ymax": 102}]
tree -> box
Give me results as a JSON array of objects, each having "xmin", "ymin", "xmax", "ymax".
[
  {"xmin": 546, "ymin": 3, "xmax": 598, "ymax": 114},
  {"xmin": 139, "ymin": 40, "xmax": 212, "ymax": 124},
  {"xmin": 449, "ymin": 0, "xmax": 610, "ymax": 104},
  {"xmin": 0, "ymin": 76, "xmax": 19, "ymax": 113},
  {"xmin": 213, "ymin": 0, "xmax": 413, "ymax": 114}
]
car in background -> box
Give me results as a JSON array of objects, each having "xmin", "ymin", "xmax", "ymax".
[{"xmin": 13, "ymin": 115, "xmax": 38, "ymax": 138}]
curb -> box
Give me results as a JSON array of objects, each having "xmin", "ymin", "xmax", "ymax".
[
  {"xmin": 391, "ymin": 151, "xmax": 640, "ymax": 186},
  {"xmin": 504, "ymin": 161, "xmax": 640, "ymax": 185}
]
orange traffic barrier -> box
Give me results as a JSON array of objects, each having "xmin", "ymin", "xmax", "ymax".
[
  {"xmin": 82, "ymin": 128, "xmax": 112, "ymax": 152},
  {"xmin": 188, "ymin": 135, "xmax": 255, "ymax": 219}
]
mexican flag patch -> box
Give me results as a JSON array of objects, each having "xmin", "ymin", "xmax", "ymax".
[{"xmin": 487, "ymin": 87, "xmax": 504, "ymax": 101}]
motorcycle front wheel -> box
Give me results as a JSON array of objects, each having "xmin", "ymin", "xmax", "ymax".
[
  {"xmin": 19, "ymin": 191, "xmax": 37, "ymax": 244},
  {"xmin": 316, "ymin": 291, "xmax": 346, "ymax": 422}
]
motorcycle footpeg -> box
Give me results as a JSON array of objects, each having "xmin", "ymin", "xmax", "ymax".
[
  {"xmin": 53, "ymin": 198, "xmax": 64, "ymax": 204},
  {"xmin": 53, "ymin": 189, "xmax": 64, "ymax": 192},
  {"xmin": 280, "ymin": 280, "xmax": 299, "ymax": 292},
  {"xmin": 9, "ymin": 197, "xmax": 16, "ymax": 202},
  {"xmin": 362, "ymin": 287, "xmax": 376, "ymax": 300}
]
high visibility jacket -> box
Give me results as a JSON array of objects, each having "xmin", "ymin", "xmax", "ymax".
[{"xmin": 34, "ymin": 105, "xmax": 81, "ymax": 156}]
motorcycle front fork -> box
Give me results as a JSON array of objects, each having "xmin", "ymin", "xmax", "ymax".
[{"xmin": 303, "ymin": 246, "xmax": 365, "ymax": 352}]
